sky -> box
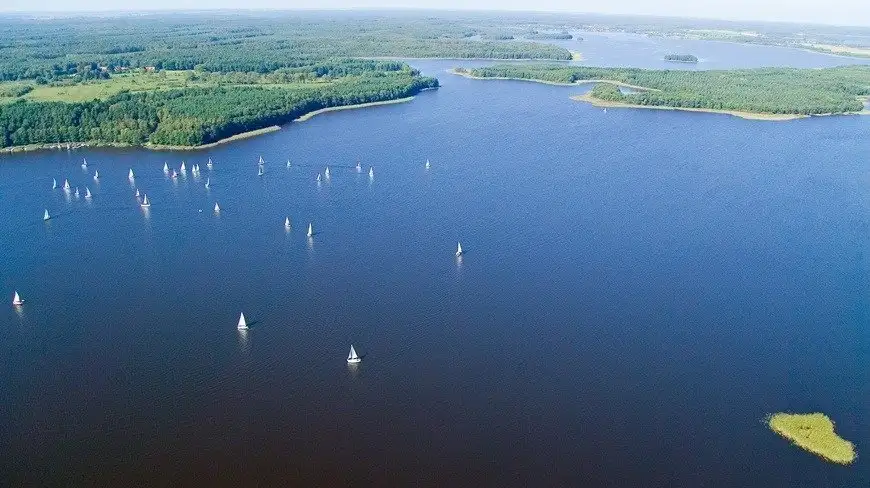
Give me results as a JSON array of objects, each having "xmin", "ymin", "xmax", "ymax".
[{"xmin": 1, "ymin": 0, "xmax": 868, "ymax": 27}]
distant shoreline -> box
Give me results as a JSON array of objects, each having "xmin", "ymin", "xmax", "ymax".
[
  {"xmin": 1, "ymin": 96, "xmax": 422, "ymax": 154},
  {"xmin": 449, "ymin": 68, "xmax": 654, "ymax": 91},
  {"xmin": 571, "ymin": 93, "xmax": 870, "ymax": 121}
]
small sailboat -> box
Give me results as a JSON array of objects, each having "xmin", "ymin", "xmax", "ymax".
[
  {"xmin": 163, "ymin": 162, "xmax": 170, "ymax": 174},
  {"xmin": 603, "ymin": 108, "xmax": 607, "ymax": 113},
  {"xmin": 52, "ymin": 178, "xmax": 57, "ymax": 189},
  {"xmin": 214, "ymin": 202, "xmax": 220, "ymax": 214},
  {"xmin": 368, "ymin": 166, "xmax": 374, "ymax": 178},
  {"xmin": 12, "ymin": 291, "xmax": 24, "ymax": 306},
  {"xmin": 258, "ymin": 156, "xmax": 265, "ymax": 165},
  {"xmin": 135, "ymin": 189, "xmax": 140, "ymax": 197},
  {"xmin": 74, "ymin": 187, "xmax": 80, "ymax": 198},
  {"xmin": 140, "ymin": 194, "xmax": 150, "ymax": 207},
  {"xmin": 81, "ymin": 158, "xmax": 88, "ymax": 169},
  {"xmin": 206, "ymin": 159, "xmax": 213, "ymax": 170},
  {"xmin": 356, "ymin": 161, "xmax": 361, "ymax": 172},
  {"xmin": 237, "ymin": 312, "xmax": 248, "ymax": 330},
  {"xmin": 324, "ymin": 166, "xmax": 330, "ymax": 179},
  {"xmin": 43, "ymin": 209, "xmax": 50, "ymax": 221},
  {"xmin": 93, "ymin": 170, "xmax": 99, "ymax": 180},
  {"xmin": 286, "ymin": 160, "xmax": 291, "ymax": 168},
  {"xmin": 316, "ymin": 173, "xmax": 321, "ymax": 182},
  {"xmin": 85, "ymin": 187, "xmax": 92, "ymax": 199},
  {"xmin": 307, "ymin": 223, "xmax": 313, "ymax": 237},
  {"xmin": 347, "ymin": 345, "xmax": 361, "ymax": 364},
  {"xmin": 63, "ymin": 179, "xmax": 71, "ymax": 191},
  {"xmin": 425, "ymin": 159, "xmax": 431, "ymax": 169},
  {"xmin": 128, "ymin": 168, "xmax": 135, "ymax": 180},
  {"xmin": 205, "ymin": 178, "xmax": 210, "ymax": 189},
  {"xmin": 258, "ymin": 166, "xmax": 264, "ymax": 176},
  {"xmin": 455, "ymin": 241, "xmax": 463, "ymax": 257},
  {"xmin": 180, "ymin": 162, "xmax": 187, "ymax": 173},
  {"xmin": 284, "ymin": 217, "xmax": 291, "ymax": 229}
]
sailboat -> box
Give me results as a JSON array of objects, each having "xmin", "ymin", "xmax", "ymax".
[
  {"xmin": 307, "ymin": 223, "xmax": 313, "ymax": 237},
  {"xmin": 206, "ymin": 159, "xmax": 213, "ymax": 170},
  {"xmin": 63, "ymin": 179, "xmax": 71, "ymax": 191},
  {"xmin": 93, "ymin": 170, "xmax": 99, "ymax": 180},
  {"xmin": 455, "ymin": 241, "xmax": 463, "ymax": 257},
  {"xmin": 205, "ymin": 178, "xmax": 210, "ymax": 189},
  {"xmin": 425, "ymin": 159, "xmax": 431, "ymax": 169},
  {"xmin": 324, "ymin": 166, "xmax": 330, "ymax": 178},
  {"xmin": 347, "ymin": 345, "xmax": 361, "ymax": 364},
  {"xmin": 81, "ymin": 158, "xmax": 88, "ymax": 169},
  {"xmin": 180, "ymin": 162, "xmax": 187, "ymax": 173},
  {"xmin": 135, "ymin": 189, "xmax": 140, "ymax": 197},
  {"xmin": 52, "ymin": 178, "xmax": 57, "ymax": 189},
  {"xmin": 140, "ymin": 194, "xmax": 150, "ymax": 207},
  {"xmin": 259, "ymin": 156, "xmax": 265, "ymax": 165},
  {"xmin": 286, "ymin": 160, "xmax": 291, "ymax": 168},
  {"xmin": 603, "ymin": 108, "xmax": 607, "ymax": 113},
  {"xmin": 356, "ymin": 162, "xmax": 361, "ymax": 172},
  {"xmin": 284, "ymin": 217, "xmax": 291, "ymax": 229},
  {"xmin": 258, "ymin": 166, "xmax": 264, "ymax": 176},
  {"xmin": 43, "ymin": 209, "xmax": 50, "ymax": 221},
  {"xmin": 316, "ymin": 173, "xmax": 321, "ymax": 182},
  {"xmin": 171, "ymin": 170, "xmax": 178, "ymax": 178},
  {"xmin": 237, "ymin": 312, "xmax": 248, "ymax": 330},
  {"xmin": 214, "ymin": 202, "xmax": 220, "ymax": 214},
  {"xmin": 163, "ymin": 162, "xmax": 170, "ymax": 174},
  {"xmin": 368, "ymin": 166, "xmax": 374, "ymax": 178},
  {"xmin": 85, "ymin": 187, "xmax": 92, "ymax": 199},
  {"xmin": 74, "ymin": 187, "xmax": 80, "ymax": 198},
  {"xmin": 128, "ymin": 169, "xmax": 135, "ymax": 180},
  {"xmin": 12, "ymin": 291, "xmax": 24, "ymax": 306}
]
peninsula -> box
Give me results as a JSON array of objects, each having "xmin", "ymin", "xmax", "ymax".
[
  {"xmin": 453, "ymin": 65, "xmax": 870, "ymax": 119},
  {"xmin": 664, "ymin": 54, "xmax": 698, "ymax": 63},
  {"xmin": 768, "ymin": 413, "xmax": 856, "ymax": 465}
]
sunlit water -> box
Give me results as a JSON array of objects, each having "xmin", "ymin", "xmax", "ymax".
[{"xmin": 0, "ymin": 38, "xmax": 868, "ymax": 487}]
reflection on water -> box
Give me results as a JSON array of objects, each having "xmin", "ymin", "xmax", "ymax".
[
  {"xmin": 13, "ymin": 305, "xmax": 24, "ymax": 319},
  {"xmin": 236, "ymin": 328, "xmax": 249, "ymax": 355}
]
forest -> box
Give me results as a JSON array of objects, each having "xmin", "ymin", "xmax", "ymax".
[{"xmin": 457, "ymin": 65, "xmax": 870, "ymax": 115}]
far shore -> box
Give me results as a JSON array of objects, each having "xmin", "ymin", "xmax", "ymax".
[
  {"xmin": 293, "ymin": 96, "xmax": 415, "ymax": 122},
  {"xmin": 1, "ymin": 96, "xmax": 422, "ymax": 154},
  {"xmin": 571, "ymin": 93, "xmax": 869, "ymax": 121},
  {"xmin": 449, "ymin": 69, "xmax": 655, "ymax": 91}
]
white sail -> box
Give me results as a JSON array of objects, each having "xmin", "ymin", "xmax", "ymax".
[
  {"xmin": 180, "ymin": 162, "xmax": 187, "ymax": 173},
  {"xmin": 81, "ymin": 158, "xmax": 88, "ymax": 169},
  {"xmin": 307, "ymin": 223, "xmax": 313, "ymax": 237},
  {"xmin": 74, "ymin": 187, "xmax": 80, "ymax": 198},
  {"xmin": 259, "ymin": 156, "xmax": 265, "ymax": 165},
  {"xmin": 284, "ymin": 217, "xmax": 291, "ymax": 228},
  {"xmin": 63, "ymin": 179, "xmax": 70, "ymax": 190},
  {"xmin": 207, "ymin": 159, "xmax": 213, "ymax": 169},
  {"xmin": 356, "ymin": 162, "xmax": 361, "ymax": 172},
  {"xmin": 347, "ymin": 345, "xmax": 361, "ymax": 363},
  {"xmin": 141, "ymin": 194, "xmax": 150, "ymax": 207},
  {"xmin": 369, "ymin": 166, "xmax": 374, "ymax": 178},
  {"xmin": 205, "ymin": 178, "xmax": 210, "ymax": 189},
  {"xmin": 135, "ymin": 189, "xmax": 140, "ymax": 197},
  {"xmin": 163, "ymin": 162, "xmax": 170, "ymax": 173},
  {"xmin": 237, "ymin": 312, "xmax": 248, "ymax": 330},
  {"xmin": 214, "ymin": 202, "xmax": 220, "ymax": 213},
  {"xmin": 316, "ymin": 173, "xmax": 321, "ymax": 182},
  {"xmin": 52, "ymin": 178, "xmax": 57, "ymax": 189},
  {"xmin": 93, "ymin": 170, "xmax": 99, "ymax": 179},
  {"xmin": 258, "ymin": 166, "xmax": 264, "ymax": 176},
  {"xmin": 425, "ymin": 159, "xmax": 430, "ymax": 169},
  {"xmin": 455, "ymin": 241, "xmax": 463, "ymax": 257},
  {"xmin": 43, "ymin": 209, "xmax": 50, "ymax": 221},
  {"xmin": 325, "ymin": 166, "xmax": 330, "ymax": 178},
  {"xmin": 12, "ymin": 291, "xmax": 24, "ymax": 306},
  {"xmin": 128, "ymin": 169, "xmax": 135, "ymax": 180},
  {"xmin": 286, "ymin": 160, "xmax": 291, "ymax": 168},
  {"xmin": 85, "ymin": 187, "xmax": 92, "ymax": 198}
]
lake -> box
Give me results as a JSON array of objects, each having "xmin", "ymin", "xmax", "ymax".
[{"xmin": 1, "ymin": 38, "xmax": 868, "ymax": 487}]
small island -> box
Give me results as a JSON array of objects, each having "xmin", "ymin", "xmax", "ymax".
[
  {"xmin": 768, "ymin": 413, "xmax": 856, "ymax": 465},
  {"xmin": 664, "ymin": 54, "xmax": 698, "ymax": 63}
]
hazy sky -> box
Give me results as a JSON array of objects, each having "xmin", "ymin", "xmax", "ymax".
[{"xmin": 2, "ymin": 0, "xmax": 869, "ymax": 27}]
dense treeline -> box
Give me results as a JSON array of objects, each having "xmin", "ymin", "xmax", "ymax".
[
  {"xmin": 0, "ymin": 72, "xmax": 438, "ymax": 148},
  {"xmin": 0, "ymin": 13, "xmax": 571, "ymax": 82},
  {"xmin": 664, "ymin": 54, "xmax": 698, "ymax": 62},
  {"xmin": 460, "ymin": 65, "xmax": 870, "ymax": 115},
  {"xmin": 526, "ymin": 32, "xmax": 575, "ymax": 40}
]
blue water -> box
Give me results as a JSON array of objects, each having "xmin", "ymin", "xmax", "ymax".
[{"xmin": 1, "ymin": 42, "xmax": 869, "ymax": 487}]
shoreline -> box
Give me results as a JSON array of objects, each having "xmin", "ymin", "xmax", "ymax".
[
  {"xmin": 293, "ymin": 96, "xmax": 415, "ymax": 122},
  {"xmin": 571, "ymin": 93, "xmax": 869, "ymax": 121},
  {"xmin": 449, "ymin": 69, "xmax": 655, "ymax": 91},
  {"xmin": 0, "ymin": 96, "xmax": 422, "ymax": 154}
]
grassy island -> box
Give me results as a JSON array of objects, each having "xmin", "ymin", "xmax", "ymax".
[
  {"xmin": 664, "ymin": 54, "xmax": 698, "ymax": 63},
  {"xmin": 454, "ymin": 65, "xmax": 870, "ymax": 118},
  {"xmin": 768, "ymin": 413, "xmax": 856, "ymax": 465}
]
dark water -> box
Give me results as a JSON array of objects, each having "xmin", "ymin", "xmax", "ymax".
[{"xmin": 1, "ymin": 48, "xmax": 869, "ymax": 487}]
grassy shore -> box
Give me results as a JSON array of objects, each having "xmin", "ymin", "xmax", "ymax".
[
  {"xmin": 571, "ymin": 93, "xmax": 805, "ymax": 121},
  {"xmin": 293, "ymin": 96, "xmax": 415, "ymax": 122},
  {"xmin": 768, "ymin": 413, "xmax": 856, "ymax": 465}
]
